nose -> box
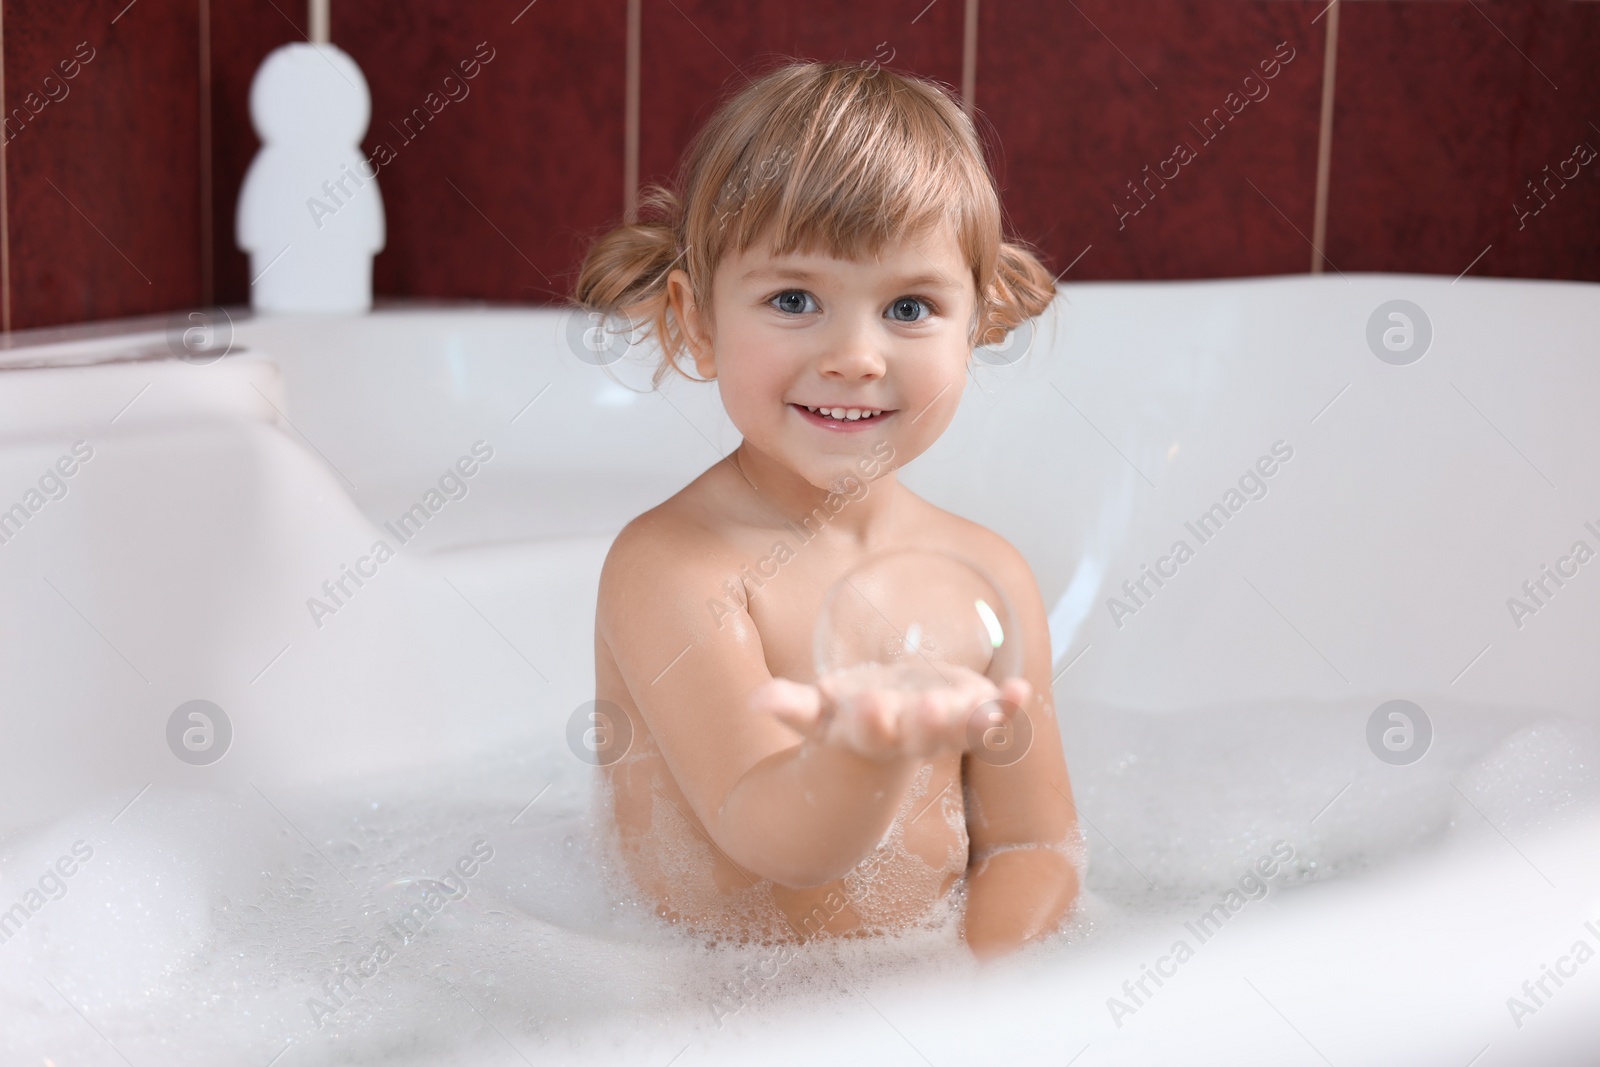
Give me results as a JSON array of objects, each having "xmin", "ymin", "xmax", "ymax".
[{"xmin": 816, "ymin": 313, "xmax": 887, "ymax": 382}]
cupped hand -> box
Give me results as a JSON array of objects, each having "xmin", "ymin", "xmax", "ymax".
[{"xmin": 750, "ymin": 662, "xmax": 1032, "ymax": 762}]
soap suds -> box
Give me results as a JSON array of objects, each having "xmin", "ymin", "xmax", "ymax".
[{"xmin": 1, "ymin": 695, "xmax": 1595, "ymax": 1064}]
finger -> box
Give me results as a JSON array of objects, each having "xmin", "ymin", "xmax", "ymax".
[
  {"xmin": 941, "ymin": 673, "xmax": 998, "ymax": 749},
  {"xmin": 925, "ymin": 689, "xmax": 961, "ymax": 756},
  {"xmin": 834, "ymin": 687, "xmax": 902, "ymax": 759},
  {"xmin": 999, "ymin": 677, "xmax": 1033, "ymax": 712},
  {"xmin": 864, "ymin": 688, "xmax": 906, "ymax": 758},
  {"xmin": 815, "ymin": 672, "xmax": 842, "ymax": 706},
  {"xmin": 951, "ymin": 682, "xmax": 993, "ymax": 749},
  {"xmin": 902, "ymin": 684, "xmax": 963, "ymax": 754},
  {"xmin": 949, "ymin": 665, "xmax": 999, "ymax": 709},
  {"xmin": 900, "ymin": 689, "xmax": 945, "ymax": 757},
  {"xmin": 751, "ymin": 678, "xmax": 823, "ymax": 735},
  {"xmin": 958, "ymin": 678, "xmax": 1032, "ymax": 759}
]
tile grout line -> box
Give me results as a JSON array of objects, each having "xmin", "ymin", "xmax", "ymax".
[
  {"xmin": 961, "ymin": 0, "xmax": 978, "ymax": 118},
  {"xmin": 1309, "ymin": 0, "xmax": 1340, "ymax": 275},
  {"xmin": 623, "ymin": 0, "xmax": 641, "ymax": 224}
]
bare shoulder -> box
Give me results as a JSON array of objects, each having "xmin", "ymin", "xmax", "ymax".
[
  {"xmin": 911, "ymin": 497, "xmax": 1041, "ymax": 603},
  {"xmin": 596, "ymin": 482, "xmax": 741, "ymax": 641}
]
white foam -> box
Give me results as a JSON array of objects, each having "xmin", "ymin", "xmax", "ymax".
[{"xmin": 1, "ymin": 696, "xmax": 1596, "ymax": 1063}]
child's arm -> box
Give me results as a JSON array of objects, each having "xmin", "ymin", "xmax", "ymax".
[
  {"xmin": 600, "ymin": 515, "xmax": 990, "ymax": 888},
  {"xmin": 959, "ymin": 536, "xmax": 1082, "ymax": 959}
]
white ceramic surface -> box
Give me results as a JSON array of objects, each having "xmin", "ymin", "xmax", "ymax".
[{"xmin": 1, "ymin": 274, "xmax": 1596, "ymax": 1065}]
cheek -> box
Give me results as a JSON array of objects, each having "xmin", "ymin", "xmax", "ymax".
[
  {"xmin": 717, "ymin": 373, "xmax": 772, "ymax": 427},
  {"xmin": 897, "ymin": 352, "xmax": 967, "ymax": 429},
  {"xmin": 719, "ymin": 327, "xmax": 800, "ymax": 402},
  {"xmin": 908, "ymin": 347, "xmax": 968, "ymax": 405},
  {"xmin": 712, "ymin": 347, "xmax": 791, "ymax": 428}
]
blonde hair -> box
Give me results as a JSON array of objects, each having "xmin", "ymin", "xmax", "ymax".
[{"xmin": 573, "ymin": 58, "xmax": 1057, "ymax": 388}]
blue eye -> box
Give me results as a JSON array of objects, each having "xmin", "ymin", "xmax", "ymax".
[
  {"xmin": 772, "ymin": 290, "xmax": 817, "ymax": 315},
  {"xmin": 887, "ymin": 297, "xmax": 930, "ymax": 323}
]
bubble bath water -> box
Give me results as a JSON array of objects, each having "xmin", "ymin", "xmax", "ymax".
[{"xmin": 2, "ymin": 693, "xmax": 1595, "ymax": 1065}]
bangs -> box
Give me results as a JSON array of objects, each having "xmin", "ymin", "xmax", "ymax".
[
  {"xmin": 679, "ymin": 63, "xmax": 1000, "ymax": 294},
  {"xmin": 572, "ymin": 58, "xmax": 1059, "ymax": 390}
]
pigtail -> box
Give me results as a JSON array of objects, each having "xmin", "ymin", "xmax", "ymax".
[
  {"xmin": 572, "ymin": 184, "xmax": 702, "ymax": 387},
  {"xmin": 973, "ymin": 238, "xmax": 1058, "ymax": 348}
]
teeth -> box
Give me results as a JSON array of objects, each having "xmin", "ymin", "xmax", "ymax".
[{"xmin": 803, "ymin": 405, "xmax": 883, "ymax": 421}]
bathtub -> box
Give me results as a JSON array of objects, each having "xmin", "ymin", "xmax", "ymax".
[{"xmin": 1, "ymin": 274, "xmax": 1597, "ymax": 1065}]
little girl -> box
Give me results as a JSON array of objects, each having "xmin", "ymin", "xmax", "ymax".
[{"xmin": 576, "ymin": 59, "xmax": 1081, "ymax": 959}]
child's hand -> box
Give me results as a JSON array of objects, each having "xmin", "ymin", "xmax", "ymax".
[{"xmin": 750, "ymin": 664, "xmax": 1032, "ymax": 762}]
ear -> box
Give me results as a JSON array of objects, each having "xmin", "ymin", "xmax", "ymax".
[{"xmin": 666, "ymin": 267, "xmax": 716, "ymax": 379}]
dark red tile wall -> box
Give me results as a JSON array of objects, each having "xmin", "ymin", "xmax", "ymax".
[
  {"xmin": 638, "ymin": 0, "xmax": 966, "ymax": 192},
  {"xmin": 1329, "ymin": 0, "xmax": 1600, "ymax": 280},
  {"xmin": 980, "ymin": 0, "xmax": 1328, "ymax": 281},
  {"xmin": 335, "ymin": 0, "xmax": 626, "ymax": 305},
  {"xmin": 5, "ymin": 0, "xmax": 203, "ymax": 331},
  {"xmin": 3, "ymin": 0, "xmax": 1596, "ymax": 334}
]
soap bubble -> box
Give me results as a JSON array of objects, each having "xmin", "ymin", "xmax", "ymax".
[{"xmin": 812, "ymin": 549, "xmax": 1031, "ymax": 765}]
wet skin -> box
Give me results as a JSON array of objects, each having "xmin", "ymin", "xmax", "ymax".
[{"xmin": 593, "ymin": 221, "xmax": 1080, "ymax": 955}]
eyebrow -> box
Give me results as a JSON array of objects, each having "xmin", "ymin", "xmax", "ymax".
[{"xmin": 741, "ymin": 265, "xmax": 960, "ymax": 291}]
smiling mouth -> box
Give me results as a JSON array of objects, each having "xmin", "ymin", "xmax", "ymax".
[{"xmin": 791, "ymin": 403, "xmax": 895, "ymax": 425}]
